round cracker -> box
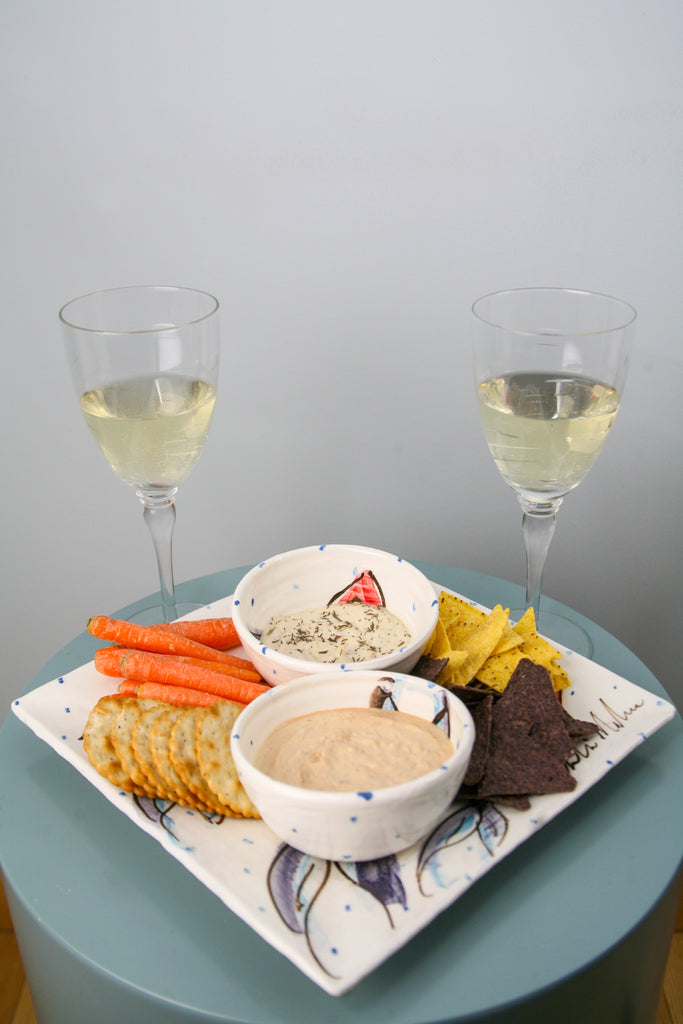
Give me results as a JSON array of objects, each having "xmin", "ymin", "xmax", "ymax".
[
  {"xmin": 111, "ymin": 697, "xmax": 161, "ymax": 796},
  {"xmin": 132, "ymin": 703, "xmax": 178, "ymax": 801},
  {"xmin": 168, "ymin": 706, "xmax": 235, "ymax": 816},
  {"xmin": 150, "ymin": 706, "xmax": 213, "ymax": 811},
  {"xmin": 196, "ymin": 702, "xmax": 259, "ymax": 818},
  {"xmin": 83, "ymin": 695, "xmax": 144, "ymax": 794}
]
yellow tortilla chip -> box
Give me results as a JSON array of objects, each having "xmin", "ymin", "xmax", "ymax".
[
  {"xmin": 425, "ymin": 619, "xmax": 451, "ymax": 658},
  {"xmin": 431, "ymin": 591, "xmax": 571, "ymax": 694},
  {"xmin": 491, "ymin": 620, "xmax": 524, "ymax": 656},
  {"xmin": 520, "ymin": 633, "xmax": 563, "ymax": 666},
  {"xmin": 475, "ymin": 649, "xmax": 525, "ymax": 691},
  {"xmin": 437, "ymin": 591, "xmax": 475, "ymax": 629},
  {"xmin": 512, "ymin": 607, "xmax": 537, "ymax": 638},
  {"xmin": 435, "ymin": 649, "xmax": 469, "ymax": 685},
  {"xmin": 549, "ymin": 662, "xmax": 572, "ymax": 692},
  {"xmin": 447, "ymin": 605, "xmax": 509, "ymax": 687},
  {"xmin": 445, "ymin": 606, "xmax": 488, "ymax": 648}
]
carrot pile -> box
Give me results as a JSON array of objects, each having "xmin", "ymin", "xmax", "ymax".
[{"xmin": 88, "ymin": 615, "xmax": 269, "ymax": 708}]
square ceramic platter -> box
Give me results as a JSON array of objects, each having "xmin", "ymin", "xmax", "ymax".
[{"xmin": 11, "ymin": 586, "xmax": 676, "ymax": 996}]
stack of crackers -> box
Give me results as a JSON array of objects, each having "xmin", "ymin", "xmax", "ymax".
[{"xmin": 83, "ymin": 695, "xmax": 258, "ymax": 818}]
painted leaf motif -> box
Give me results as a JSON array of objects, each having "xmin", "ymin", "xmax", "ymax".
[
  {"xmin": 268, "ymin": 844, "xmax": 331, "ymax": 934},
  {"xmin": 305, "ymin": 856, "xmax": 402, "ymax": 979},
  {"xmin": 134, "ymin": 795, "xmax": 222, "ymax": 849},
  {"xmin": 416, "ymin": 804, "xmax": 481, "ymax": 890},
  {"xmin": 134, "ymin": 795, "xmax": 184, "ymax": 844},
  {"xmin": 135, "ymin": 794, "xmax": 169, "ymax": 823},
  {"xmin": 418, "ymin": 805, "xmax": 481, "ymax": 868},
  {"xmin": 477, "ymin": 803, "xmax": 508, "ymax": 855},
  {"xmin": 337, "ymin": 855, "xmax": 408, "ymax": 918},
  {"xmin": 267, "ymin": 845, "xmax": 402, "ymax": 981}
]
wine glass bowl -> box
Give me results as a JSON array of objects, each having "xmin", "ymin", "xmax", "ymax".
[
  {"xmin": 60, "ymin": 286, "xmax": 220, "ymax": 623},
  {"xmin": 472, "ymin": 288, "xmax": 636, "ymax": 657},
  {"xmin": 476, "ymin": 373, "xmax": 620, "ymax": 503}
]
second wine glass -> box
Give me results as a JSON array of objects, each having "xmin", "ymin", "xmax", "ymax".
[
  {"xmin": 60, "ymin": 285, "xmax": 220, "ymax": 623},
  {"xmin": 472, "ymin": 287, "xmax": 636, "ymax": 657}
]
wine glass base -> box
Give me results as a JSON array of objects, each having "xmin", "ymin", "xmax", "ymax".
[
  {"xmin": 126, "ymin": 601, "xmax": 208, "ymax": 625},
  {"xmin": 511, "ymin": 608, "xmax": 594, "ymax": 659}
]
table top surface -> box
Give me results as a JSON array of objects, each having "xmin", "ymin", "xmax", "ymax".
[{"xmin": 1, "ymin": 563, "xmax": 682, "ymax": 1024}]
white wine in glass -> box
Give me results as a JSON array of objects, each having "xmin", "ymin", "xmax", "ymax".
[
  {"xmin": 60, "ymin": 285, "xmax": 220, "ymax": 623},
  {"xmin": 79, "ymin": 376, "xmax": 216, "ymax": 489},
  {"xmin": 472, "ymin": 288, "xmax": 636, "ymax": 657}
]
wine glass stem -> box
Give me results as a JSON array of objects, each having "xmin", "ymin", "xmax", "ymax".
[
  {"xmin": 137, "ymin": 488, "xmax": 179, "ymax": 622},
  {"xmin": 518, "ymin": 495, "xmax": 564, "ymax": 619}
]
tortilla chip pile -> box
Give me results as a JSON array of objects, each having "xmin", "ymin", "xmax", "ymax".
[
  {"xmin": 453, "ymin": 658, "xmax": 598, "ymax": 810},
  {"xmin": 415, "ymin": 593, "xmax": 599, "ymax": 809},
  {"xmin": 83, "ymin": 695, "xmax": 259, "ymax": 818},
  {"xmin": 417, "ymin": 592, "xmax": 570, "ymax": 693}
]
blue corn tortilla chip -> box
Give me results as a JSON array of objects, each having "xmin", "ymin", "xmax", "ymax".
[
  {"xmin": 413, "ymin": 655, "xmax": 449, "ymax": 682},
  {"xmin": 561, "ymin": 706, "xmax": 599, "ymax": 742},
  {"xmin": 463, "ymin": 693, "xmax": 494, "ymax": 788},
  {"xmin": 473, "ymin": 659, "xmax": 578, "ymax": 799}
]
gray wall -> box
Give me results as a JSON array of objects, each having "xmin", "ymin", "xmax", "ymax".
[{"xmin": 2, "ymin": 0, "xmax": 681, "ymax": 722}]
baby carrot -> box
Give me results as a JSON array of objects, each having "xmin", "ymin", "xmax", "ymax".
[
  {"xmin": 162, "ymin": 654, "xmax": 262, "ymax": 683},
  {"xmin": 118, "ymin": 650, "xmax": 269, "ymax": 704},
  {"xmin": 118, "ymin": 680, "xmax": 226, "ymax": 707},
  {"xmin": 153, "ymin": 618, "xmax": 240, "ymax": 650},
  {"xmin": 94, "ymin": 647, "xmax": 128, "ymax": 677},
  {"xmin": 118, "ymin": 679, "xmax": 140, "ymax": 697},
  {"xmin": 95, "ymin": 647, "xmax": 262, "ymax": 683},
  {"xmin": 87, "ymin": 616, "xmax": 242, "ymax": 666}
]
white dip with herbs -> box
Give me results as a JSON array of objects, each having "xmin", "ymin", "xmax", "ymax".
[
  {"xmin": 254, "ymin": 707, "xmax": 453, "ymax": 791},
  {"xmin": 260, "ymin": 603, "xmax": 411, "ymax": 663}
]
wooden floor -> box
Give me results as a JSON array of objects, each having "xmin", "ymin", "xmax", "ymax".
[{"xmin": 1, "ymin": 874, "xmax": 682, "ymax": 1023}]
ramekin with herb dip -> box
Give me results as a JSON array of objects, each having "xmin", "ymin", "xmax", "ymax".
[{"xmin": 231, "ymin": 544, "xmax": 439, "ymax": 687}]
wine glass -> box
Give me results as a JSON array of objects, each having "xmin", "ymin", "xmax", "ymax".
[
  {"xmin": 60, "ymin": 285, "xmax": 220, "ymax": 623},
  {"xmin": 472, "ymin": 287, "xmax": 636, "ymax": 657}
]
